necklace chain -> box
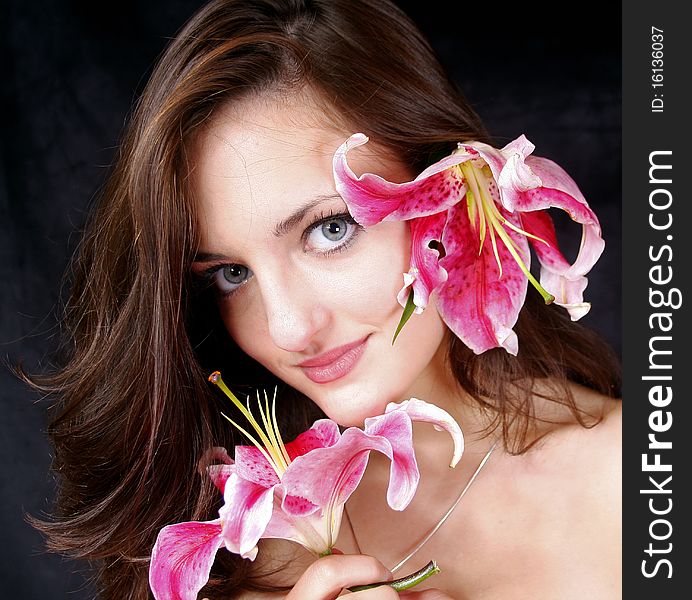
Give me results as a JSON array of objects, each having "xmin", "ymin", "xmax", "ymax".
[{"xmin": 344, "ymin": 441, "xmax": 498, "ymax": 574}]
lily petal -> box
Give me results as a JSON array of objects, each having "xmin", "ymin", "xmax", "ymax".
[
  {"xmin": 233, "ymin": 445, "xmax": 281, "ymax": 488},
  {"xmin": 285, "ymin": 419, "xmax": 341, "ymax": 460},
  {"xmin": 437, "ymin": 202, "xmax": 527, "ymax": 354},
  {"xmin": 263, "ymin": 493, "xmax": 341, "ymax": 555},
  {"xmin": 505, "ymin": 155, "xmax": 604, "ymax": 284},
  {"xmin": 149, "ymin": 520, "xmax": 224, "ymax": 600},
  {"xmin": 207, "ymin": 463, "xmax": 236, "ymax": 495},
  {"xmin": 219, "ymin": 472, "xmax": 275, "ymax": 560},
  {"xmin": 397, "ymin": 212, "xmax": 449, "ymax": 312},
  {"xmin": 520, "ymin": 209, "xmax": 594, "ymax": 319},
  {"xmin": 280, "ymin": 427, "xmax": 394, "ymax": 512},
  {"xmin": 383, "ymin": 398, "xmax": 465, "ymax": 467},
  {"xmin": 469, "ymin": 136, "xmax": 543, "ymax": 212},
  {"xmin": 280, "ymin": 491, "xmax": 321, "ymax": 517},
  {"xmin": 362, "ymin": 409, "xmax": 419, "ymax": 510},
  {"xmin": 333, "ymin": 133, "xmax": 468, "ymax": 226},
  {"xmin": 200, "ymin": 446, "xmax": 234, "ymax": 493}
]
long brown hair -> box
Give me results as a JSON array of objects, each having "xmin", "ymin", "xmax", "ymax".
[{"xmin": 25, "ymin": 1, "xmax": 620, "ymax": 598}]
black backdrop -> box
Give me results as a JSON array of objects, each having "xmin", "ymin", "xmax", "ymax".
[{"xmin": 1, "ymin": 1, "xmax": 621, "ymax": 598}]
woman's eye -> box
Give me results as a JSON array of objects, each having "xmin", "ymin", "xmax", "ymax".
[
  {"xmin": 305, "ymin": 215, "xmax": 360, "ymax": 253},
  {"xmin": 212, "ymin": 264, "xmax": 253, "ymax": 294},
  {"xmin": 321, "ymin": 218, "xmax": 348, "ymax": 241}
]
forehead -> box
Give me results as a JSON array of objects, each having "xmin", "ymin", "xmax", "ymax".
[
  {"xmin": 190, "ymin": 92, "xmax": 405, "ymax": 251},
  {"xmin": 191, "ymin": 95, "xmax": 340, "ymax": 240}
]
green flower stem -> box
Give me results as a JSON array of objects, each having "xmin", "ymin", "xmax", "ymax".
[
  {"xmin": 392, "ymin": 288, "xmax": 417, "ymax": 345},
  {"xmin": 347, "ymin": 560, "xmax": 441, "ymax": 593}
]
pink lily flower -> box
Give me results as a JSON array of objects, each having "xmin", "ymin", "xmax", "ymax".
[
  {"xmin": 148, "ymin": 373, "xmax": 464, "ymax": 600},
  {"xmin": 333, "ymin": 133, "xmax": 605, "ymax": 355}
]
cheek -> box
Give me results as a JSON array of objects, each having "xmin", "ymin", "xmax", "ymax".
[
  {"xmin": 218, "ymin": 294, "xmax": 269, "ymax": 358},
  {"xmin": 338, "ymin": 222, "xmax": 411, "ymax": 321}
]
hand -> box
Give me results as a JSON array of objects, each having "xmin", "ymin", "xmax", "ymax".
[
  {"xmin": 284, "ymin": 553, "xmax": 455, "ymax": 600},
  {"xmin": 285, "ymin": 553, "xmax": 391, "ymax": 599}
]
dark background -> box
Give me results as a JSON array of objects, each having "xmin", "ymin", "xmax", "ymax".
[{"xmin": 1, "ymin": 1, "xmax": 620, "ymax": 598}]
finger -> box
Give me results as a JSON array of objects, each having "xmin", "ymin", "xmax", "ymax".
[{"xmin": 286, "ymin": 554, "xmax": 393, "ymax": 600}]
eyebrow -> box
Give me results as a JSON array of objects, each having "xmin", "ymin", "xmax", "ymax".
[
  {"xmin": 193, "ymin": 193, "xmax": 343, "ymax": 263},
  {"xmin": 272, "ymin": 194, "xmax": 342, "ymax": 237},
  {"xmin": 193, "ymin": 251, "xmax": 233, "ymax": 263}
]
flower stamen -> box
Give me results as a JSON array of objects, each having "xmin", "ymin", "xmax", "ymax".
[
  {"xmin": 259, "ymin": 389, "xmax": 291, "ymax": 467},
  {"xmin": 209, "ymin": 372, "xmax": 290, "ymax": 477},
  {"xmin": 459, "ymin": 162, "xmax": 555, "ymax": 304},
  {"xmin": 219, "ymin": 412, "xmax": 281, "ymax": 474}
]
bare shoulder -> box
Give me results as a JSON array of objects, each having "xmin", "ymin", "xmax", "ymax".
[
  {"xmin": 571, "ymin": 387, "xmax": 621, "ymax": 512},
  {"xmin": 456, "ymin": 386, "xmax": 621, "ymax": 599},
  {"xmin": 532, "ymin": 384, "xmax": 622, "ymax": 525},
  {"xmin": 583, "ymin": 387, "xmax": 621, "ymax": 507},
  {"xmin": 536, "ymin": 383, "xmax": 621, "ymax": 469},
  {"xmin": 568, "ymin": 383, "xmax": 622, "ymax": 465},
  {"xmin": 515, "ymin": 386, "xmax": 621, "ymax": 594}
]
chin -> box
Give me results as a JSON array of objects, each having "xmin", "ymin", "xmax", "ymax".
[{"xmin": 306, "ymin": 378, "xmax": 409, "ymax": 427}]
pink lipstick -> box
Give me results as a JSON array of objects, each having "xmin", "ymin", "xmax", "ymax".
[{"xmin": 298, "ymin": 335, "xmax": 369, "ymax": 384}]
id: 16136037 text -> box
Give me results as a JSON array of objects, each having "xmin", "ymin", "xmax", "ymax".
[{"xmin": 651, "ymin": 26, "xmax": 664, "ymax": 113}]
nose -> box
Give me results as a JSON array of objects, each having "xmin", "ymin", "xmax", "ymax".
[{"xmin": 259, "ymin": 270, "xmax": 329, "ymax": 353}]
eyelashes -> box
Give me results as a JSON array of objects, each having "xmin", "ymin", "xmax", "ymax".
[
  {"xmin": 303, "ymin": 209, "xmax": 363, "ymax": 256},
  {"xmin": 194, "ymin": 209, "xmax": 364, "ymax": 298}
]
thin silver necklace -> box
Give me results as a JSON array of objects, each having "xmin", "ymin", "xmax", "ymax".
[{"xmin": 345, "ymin": 441, "xmax": 498, "ymax": 574}]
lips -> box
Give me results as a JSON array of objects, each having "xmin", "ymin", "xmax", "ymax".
[{"xmin": 297, "ymin": 335, "xmax": 370, "ymax": 384}]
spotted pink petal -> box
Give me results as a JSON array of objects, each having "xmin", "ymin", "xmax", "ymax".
[
  {"xmin": 219, "ymin": 472, "xmax": 275, "ymax": 560},
  {"xmin": 149, "ymin": 519, "xmax": 224, "ymax": 600},
  {"xmin": 233, "ymin": 445, "xmax": 281, "ymax": 489},
  {"xmin": 279, "ymin": 491, "xmax": 321, "ymax": 517},
  {"xmin": 437, "ymin": 202, "xmax": 529, "ymax": 355},
  {"xmin": 280, "ymin": 427, "xmax": 393, "ymax": 512},
  {"xmin": 333, "ymin": 133, "xmax": 468, "ymax": 226},
  {"xmin": 397, "ymin": 212, "xmax": 449, "ymax": 311}
]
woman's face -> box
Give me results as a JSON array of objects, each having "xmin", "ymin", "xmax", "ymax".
[{"xmin": 191, "ymin": 94, "xmax": 449, "ymax": 426}]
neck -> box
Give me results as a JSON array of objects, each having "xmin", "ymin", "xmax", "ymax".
[
  {"xmin": 342, "ymin": 389, "xmax": 500, "ymax": 572},
  {"xmin": 364, "ymin": 353, "xmax": 500, "ymax": 506},
  {"xmin": 399, "ymin": 335, "xmax": 499, "ymax": 463}
]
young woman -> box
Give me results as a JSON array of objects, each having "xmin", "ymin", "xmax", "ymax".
[{"xmin": 28, "ymin": 1, "xmax": 621, "ymax": 598}]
